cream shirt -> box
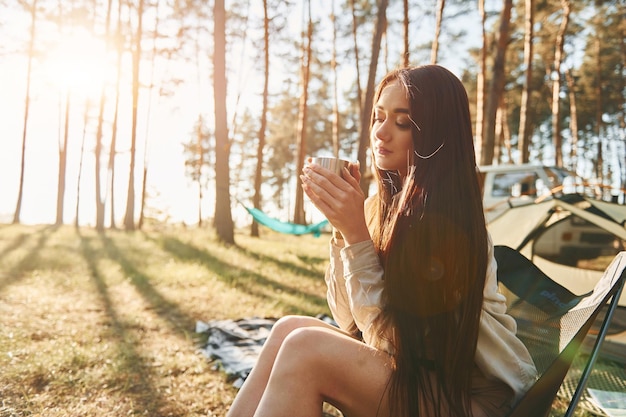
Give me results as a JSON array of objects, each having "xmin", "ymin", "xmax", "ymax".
[{"xmin": 325, "ymin": 237, "xmax": 538, "ymax": 404}]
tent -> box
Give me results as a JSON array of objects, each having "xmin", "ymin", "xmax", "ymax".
[
  {"xmin": 488, "ymin": 194, "xmax": 626, "ymax": 306},
  {"xmin": 487, "ymin": 194, "xmax": 626, "ymax": 362}
]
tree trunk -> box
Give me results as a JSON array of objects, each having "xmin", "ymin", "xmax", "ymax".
[
  {"xmin": 13, "ymin": 0, "xmax": 38, "ymax": 224},
  {"xmin": 124, "ymin": 0, "xmax": 145, "ymax": 230},
  {"xmin": 55, "ymin": 1, "xmax": 69, "ymax": 226},
  {"xmin": 551, "ymin": 0, "xmax": 570, "ymax": 167},
  {"xmin": 350, "ymin": 0, "xmax": 363, "ymax": 117},
  {"xmin": 565, "ymin": 69, "xmax": 579, "ymax": 171},
  {"xmin": 138, "ymin": 165, "xmax": 148, "ymax": 229},
  {"xmin": 138, "ymin": 2, "xmax": 161, "ymax": 231},
  {"xmin": 618, "ymin": 21, "xmax": 625, "ymax": 198},
  {"xmin": 251, "ymin": 0, "xmax": 270, "ymax": 237},
  {"xmin": 197, "ymin": 118, "xmax": 205, "ymax": 227},
  {"xmin": 595, "ymin": 37, "xmax": 603, "ymax": 184},
  {"xmin": 517, "ymin": 0, "xmax": 534, "ymax": 164},
  {"xmin": 94, "ymin": 90, "xmax": 106, "ymax": 230},
  {"xmin": 198, "ymin": 181, "xmax": 203, "ymax": 228},
  {"xmin": 106, "ymin": 0, "xmax": 123, "ymax": 230},
  {"xmin": 357, "ymin": 0, "xmax": 388, "ymax": 196},
  {"xmin": 331, "ymin": 0, "xmax": 340, "ymax": 158},
  {"xmin": 213, "ymin": 0, "xmax": 235, "ymax": 244},
  {"xmin": 494, "ymin": 95, "xmax": 513, "ymax": 163},
  {"xmin": 56, "ymin": 90, "xmax": 70, "ymax": 225},
  {"xmin": 93, "ymin": 0, "xmax": 114, "ymax": 232},
  {"xmin": 482, "ymin": 0, "xmax": 512, "ymax": 166},
  {"xmin": 403, "ymin": 0, "xmax": 409, "ymax": 67},
  {"xmin": 475, "ymin": 0, "xmax": 486, "ymax": 164},
  {"xmin": 431, "ymin": 0, "xmax": 445, "ymax": 64},
  {"xmin": 494, "ymin": 105, "xmax": 503, "ymax": 164},
  {"xmin": 75, "ymin": 100, "xmax": 91, "ymax": 228},
  {"xmin": 293, "ymin": 0, "xmax": 313, "ymax": 225}
]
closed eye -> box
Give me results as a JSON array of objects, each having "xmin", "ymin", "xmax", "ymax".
[{"xmin": 373, "ymin": 112, "xmax": 386, "ymax": 124}]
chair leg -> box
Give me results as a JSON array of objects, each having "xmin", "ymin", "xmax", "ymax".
[{"xmin": 563, "ymin": 276, "xmax": 626, "ymax": 417}]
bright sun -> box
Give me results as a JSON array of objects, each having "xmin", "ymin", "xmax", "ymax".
[{"xmin": 40, "ymin": 27, "xmax": 112, "ymax": 100}]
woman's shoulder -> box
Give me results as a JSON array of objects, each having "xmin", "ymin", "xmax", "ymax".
[
  {"xmin": 364, "ymin": 194, "xmax": 378, "ymax": 216},
  {"xmin": 364, "ymin": 194, "xmax": 379, "ymax": 232},
  {"xmin": 364, "ymin": 194, "xmax": 378, "ymax": 210}
]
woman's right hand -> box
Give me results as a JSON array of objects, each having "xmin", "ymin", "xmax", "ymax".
[{"xmin": 301, "ymin": 159, "xmax": 370, "ymax": 245}]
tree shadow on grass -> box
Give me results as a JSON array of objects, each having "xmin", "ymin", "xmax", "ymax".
[
  {"xmin": 0, "ymin": 231, "xmax": 29, "ymax": 263},
  {"xmin": 0, "ymin": 225, "xmax": 57, "ymax": 293},
  {"xmin": 231, "ymin": 244, "xmax": 327, "ymax": 282},
  {"xmin": 78, "ymin": 231, "xmax": 171, "ymax": 416},
  {"xmin": 152, "ymin": 235, "xmax": 328, "ymax": 314},
  {"xmin": 98, "ymin": 233, "xmax": 198, "ymax": 333}
]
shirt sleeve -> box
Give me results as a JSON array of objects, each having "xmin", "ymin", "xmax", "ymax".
[
  {"xmin": 475, "ymin": 237, "xmax": 538, "ymax": 404},
  {"xmin": 325, "ymin": 195, "xmax": 383, "ymax": 340},
  {"xmin": 325, "ymin": 238, "xmax": 388, "ymax": 346},
  {"xmin": 325, "ymin": 238, "xmax": 359, "ymax": 336},
  {"xmin": 340, "ymin": 240, "xmax": 390, "ymax": 351}
]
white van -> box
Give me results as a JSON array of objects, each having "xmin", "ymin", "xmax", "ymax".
[{"xmin": 479, "ymin": 163, "xmax": 579, "ymax": 222}]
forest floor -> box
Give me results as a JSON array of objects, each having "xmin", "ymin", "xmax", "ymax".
[
  {"xmin": 0, "ymin": 223, "xmax": 616, "ymax": 416},
  {"xmin": 0, "ymin": 224, "xmax": 333, "ymax": 416}
]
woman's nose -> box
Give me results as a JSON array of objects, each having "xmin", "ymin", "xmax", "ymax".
[{"xmin": 373, "ymin": 122, "xmax": 390, "ymax": 142}]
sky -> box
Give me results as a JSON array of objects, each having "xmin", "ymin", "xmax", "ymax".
[{"xmin": 0, "ymin": 1, "xmax": 483, "ymax": 227}]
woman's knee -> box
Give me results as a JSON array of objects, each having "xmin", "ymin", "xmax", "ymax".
[
  {"xmin": 269, "ymin": 315, "xmax": 324, "ymax": 342},
  {"xmin": 270, "ymin": 328, "xmax": 387, "ymax": 409},
  {"xmin": 275, "ymin": 327, "xmax": 331, "ymax": 372}
]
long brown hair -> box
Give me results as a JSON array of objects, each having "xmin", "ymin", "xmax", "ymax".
[{"xmin": 370, "ymin": 65, "xmax": 488, "ymax": 417}]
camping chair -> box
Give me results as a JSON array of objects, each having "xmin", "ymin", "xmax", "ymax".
[{"xmin": 494, "ymin": 245, "xmax": 626, "ymax": 417}]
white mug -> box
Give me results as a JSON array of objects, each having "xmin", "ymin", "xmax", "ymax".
[{"xmin": 310, "ymin": 157, "xmax": 350, "ymax": 176}]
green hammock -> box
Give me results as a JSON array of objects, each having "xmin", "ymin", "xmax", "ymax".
[{"xmin": 243, "ymin": 206, "xmax": 329, "ymax": 237}]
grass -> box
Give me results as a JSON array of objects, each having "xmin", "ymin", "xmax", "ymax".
[
  {"xmin": 0, "ymin": 224, "xmax": 613, "ymax": 416},
  {"xmin": 0, "ymin": 224, "xmax": 331, "ymax": 416}
]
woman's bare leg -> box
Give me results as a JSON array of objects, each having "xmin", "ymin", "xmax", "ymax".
[
  {"xmin": 253, "ymin": 326, "xmax": 393, "ymax": 417},
  {"xmin": 226, "ymin": 315, "xmax": 354, "ymax": 417}
]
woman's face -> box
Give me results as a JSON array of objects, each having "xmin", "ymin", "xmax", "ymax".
[{"xmin": 371, "ymin": 80, "xmax": 414, "ymax": 177}]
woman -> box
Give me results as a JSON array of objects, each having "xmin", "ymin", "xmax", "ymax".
[{"xmin": 226, "ymin": 65, "xmax": 537, "ymax": 417}]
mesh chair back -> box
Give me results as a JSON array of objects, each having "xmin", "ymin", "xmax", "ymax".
[
  {"xmin": 494, "ymin": 246, "xmax": 590, "ymax": 373},
  {"xmin": 494, "ymin": 246, "xmax": 626, "ymax": 417}
]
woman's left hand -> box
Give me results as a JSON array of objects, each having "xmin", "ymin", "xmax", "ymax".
[{"xmin": 301, "ymin": 160, "xmax": 370, "ymax": 245}]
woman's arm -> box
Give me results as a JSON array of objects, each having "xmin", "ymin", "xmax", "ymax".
[
  {"xmin": 476, "ymin": 237, "xmax": 538, "ymax": 403},
  {"xmin": 325, "ymin": 241, "xmax": 359, "ymax": 335},
  {"xmin": 302, "ymin": 161, "xmax": 388, "ymax": 346},
  {"xmin": 339, "ymin": 240, "xmax": 389, "ymax": 351}
]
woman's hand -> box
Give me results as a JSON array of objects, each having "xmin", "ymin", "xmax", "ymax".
[{"xmin": 301, "ymin": 159, "xmax": 370, "ymax": 245}]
